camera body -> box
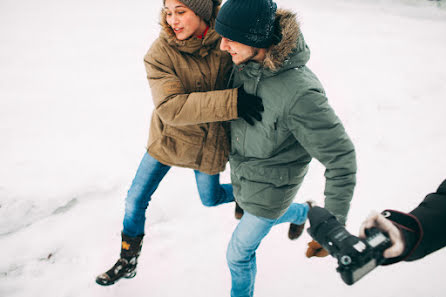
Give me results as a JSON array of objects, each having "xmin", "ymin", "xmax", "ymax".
[{"xmin": 307, "ymin": 206, "xmax": 391, "ymax": 285}]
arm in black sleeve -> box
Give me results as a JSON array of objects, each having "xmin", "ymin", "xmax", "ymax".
[
  {"xmin": 382, "ymin": 179, "xmax": 446, "ymax": 265},
  {"xmin": 406, "ymin": 179, "xmax": 446, "ymax": 260}
]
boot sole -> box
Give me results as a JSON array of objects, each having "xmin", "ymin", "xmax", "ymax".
[
  {"xmin": 124, "ymin": 271, "xmax": 136, "ymax": 279},
  {"xmin": 95, "ymin": 271, "xmax": 137, "ymax": 286}
]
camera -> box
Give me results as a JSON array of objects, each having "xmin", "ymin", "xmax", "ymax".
[{"xmin": 307, "ymin": 206, "xmax": 391, "ymax": 285}]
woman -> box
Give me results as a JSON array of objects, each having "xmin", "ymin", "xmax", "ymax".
[{"xmin": 95, "ymin": 0, "xmax": 263, "ymax": 286}]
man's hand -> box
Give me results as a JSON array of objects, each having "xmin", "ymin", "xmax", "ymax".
[
  {"xmin": 237, "ymin": 87, "xmax": 264, "ymax": 125},
  {"xmin": 359, "ymin": 211, "xmax": 405, "ymax": 258},
  {"xmin": 306, "ymin": 240, "xmax": 329, "ymax": 258}
]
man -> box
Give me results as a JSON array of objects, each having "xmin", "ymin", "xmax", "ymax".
[
  {"xmin": 360, "ymin": 179, "xmax": 446, "ymax": 264},
  {"xmin": 215, "ymin": 0, "xmax": 357, "ymax": 296}
]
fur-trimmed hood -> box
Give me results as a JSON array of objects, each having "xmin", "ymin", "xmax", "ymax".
[{"xmin": 262, "ymin": 9, "xmax": 310, "ymax": 72}]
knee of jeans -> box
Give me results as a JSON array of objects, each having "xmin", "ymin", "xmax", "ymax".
[
  {"xmin": 198, "ymin": 190, "xmax": 219, "ymax": 207},
  {"xmin": 126, "ymin": 188, "xmax": 151, "ymax": 209},
  {"xmin": 125, "ymin": 196, "xmax": 145, "ymax": 216},
  {"xmin": 226, "ymin": 245, "xmax": 238, "ymax": 267},
  {"xmin": 200, "ymin": 197, "xmax": 219, "ymax": 207},
  {"xmin": 226, "ymin": 239, "xmax": 250, "ymax": 267},
  {"xmin": 124, "ymin": 202, "xmax": 136, "ymax": 218}
]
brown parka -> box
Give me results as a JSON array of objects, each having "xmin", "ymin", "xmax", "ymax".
[{"xmin": 143, "ymin": 6, "xmax": 238, "ymax": 175}]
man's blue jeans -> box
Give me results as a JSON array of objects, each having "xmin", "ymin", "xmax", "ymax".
[
  {"xmin": 227, "ymin": 204, "xmax": 310, "ymax": 297},
  {"xmin": 123, "ymin": 152, "xmax": 234, "ymax": 237}
]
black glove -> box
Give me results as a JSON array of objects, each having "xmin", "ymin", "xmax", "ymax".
[{"xmin": 237, "ymin": 87, "xmax": 264, "ymax": 125}]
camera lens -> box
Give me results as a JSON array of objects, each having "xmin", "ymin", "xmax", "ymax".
[{"xmin": 340, "ymin": 255, "xmax": 352, "ymax": 265}]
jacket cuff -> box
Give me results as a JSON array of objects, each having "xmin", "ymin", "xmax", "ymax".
[
  {"xmin": 380, "ymin": 209, "xmax": 423, "ymax": 265},
  {"xmin": 231, "ymin": 88, "xmax": 239, "ymax": 119}
]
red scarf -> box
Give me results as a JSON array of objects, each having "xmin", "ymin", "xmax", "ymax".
[{"xmin": 196, "ymin": 26, "xmax": 210, "ymax": 39}]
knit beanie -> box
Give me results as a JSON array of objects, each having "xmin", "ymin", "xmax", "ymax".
[
  {"xmin": 178, "ymin": 0, "xmax": 214, "ymax": 22},
  {"xmin": 215, "ymin": 0, "xmax": 278, "ymax": 48}
]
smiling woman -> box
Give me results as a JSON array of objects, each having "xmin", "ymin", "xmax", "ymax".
[
  {"xmin": 164, "ymin": 0, "xmax": 208, "ymax": 40},
  {"xmin": 94, "ymin": 0, "xmax": 257, "ymax": 287}
]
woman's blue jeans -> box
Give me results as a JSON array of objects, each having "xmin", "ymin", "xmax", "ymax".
[
  {"xmin": 123, "ymin": 152, "xmax": 234, "ymax": 237},
  {"xmin": 227, "ymin": 203, "xmax": 309, "ymax": 297}
]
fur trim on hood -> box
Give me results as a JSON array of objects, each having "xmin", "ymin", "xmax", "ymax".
[
  {"xmin": 263, "ymin": 9, "xmax": 301, "ymax": 71},
  {"xmin": 160, "ymin": 0, "xmax": 221, "ymax": 45}
]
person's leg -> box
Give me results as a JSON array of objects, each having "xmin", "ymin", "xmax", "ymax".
[
  {"xmin": 283, "ymin": 201, "xmax": 312, "ymax": 240},
  {"xmin": 275, "ymin": 202, "xmax": 310, "ymax": 225},
  {"xmin": 97, "ymin": 152, "xmax": 171, "ymax": 286},
  {"xmin": 226, "ymin": 212, "xmax": 276, "ymax": 297},
  {"xmin": 123, "ymin": 152, "xmax": 171, "ymax": 237},
  {"xmin": 194, "ymin": 170, "xmax": 234, "ymax": 207}
]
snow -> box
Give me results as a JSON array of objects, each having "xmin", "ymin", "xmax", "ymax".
[{"xmin": 1, "ymin": 0, "xmax": 445, "ymax": 296}]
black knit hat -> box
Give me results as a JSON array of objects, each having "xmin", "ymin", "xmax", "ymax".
[{"xmin": 215, "ymin": 0, "xmax": 278, "ymax": 48}]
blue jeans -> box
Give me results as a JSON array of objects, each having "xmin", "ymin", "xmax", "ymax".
[
  {"xmin": 227, "ymin": 203, "xmax": 309, "ymax": 297},
  {"xmin": 123, "ymin": 152, "xmax": 234, "ymax": 237}
]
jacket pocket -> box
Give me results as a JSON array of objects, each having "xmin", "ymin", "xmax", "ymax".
[
  {"xmin": 243, "ymin": 117, "xmax": 278, "ymax": 158},
  {"xmin": 163, "ymin": 125, "xmax": 204, "ymax": 145},
  {"xmin": 162, "ymin": 125, "xmax": 205, "ymax": 167}
]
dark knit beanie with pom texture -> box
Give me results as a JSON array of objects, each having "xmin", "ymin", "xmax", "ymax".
[{"xmin": 215, "ymin": 0, "xmax": 280, "ymax": 48}]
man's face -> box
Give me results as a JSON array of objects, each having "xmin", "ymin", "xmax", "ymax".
[{"xmin": 220, "ymin": 37, "xmax": 260, "ymax": 65}]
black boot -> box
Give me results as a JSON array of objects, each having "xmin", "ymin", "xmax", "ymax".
[
  {"xmin": 235, "ymin": 202, "xmax": 244, "ymax": 220},
  {"xmin": 288, "ymin": 201, "xmax": 314, "ymax": 240},
  {"xmin": 95, "ymin": 233, "xmax": 144, "ymax": 286}
]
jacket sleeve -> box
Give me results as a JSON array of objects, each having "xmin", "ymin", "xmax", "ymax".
[
  {"xmin": 143, "ymin": 40, "xmax": 238, "ymax": 126},
  {"xmin": 382, "ymin": 179, "xmax": 446, "ymax": 264},
  {"xmin": 287, "ymin": 90, "xmax": 357, "ymax": 225}
]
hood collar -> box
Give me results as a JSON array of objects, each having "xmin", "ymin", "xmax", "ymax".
[{"xmin": 263, "ymin": 9, "xmax": 303, "ymax": 71}]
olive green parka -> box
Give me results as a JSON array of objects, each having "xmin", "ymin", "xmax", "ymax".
[{"xmin": 229, "ymin": 9, "xmax": 357, "ymax": 224}]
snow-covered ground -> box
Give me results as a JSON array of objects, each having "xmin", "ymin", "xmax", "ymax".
[{"xmin": 1, "ymin": 0, "xmax": 445, "ymax": 296}]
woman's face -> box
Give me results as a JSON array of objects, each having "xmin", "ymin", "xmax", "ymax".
[{"xmin": 164, "ymin": 0, "xmax": 204, "ymax": 40}]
